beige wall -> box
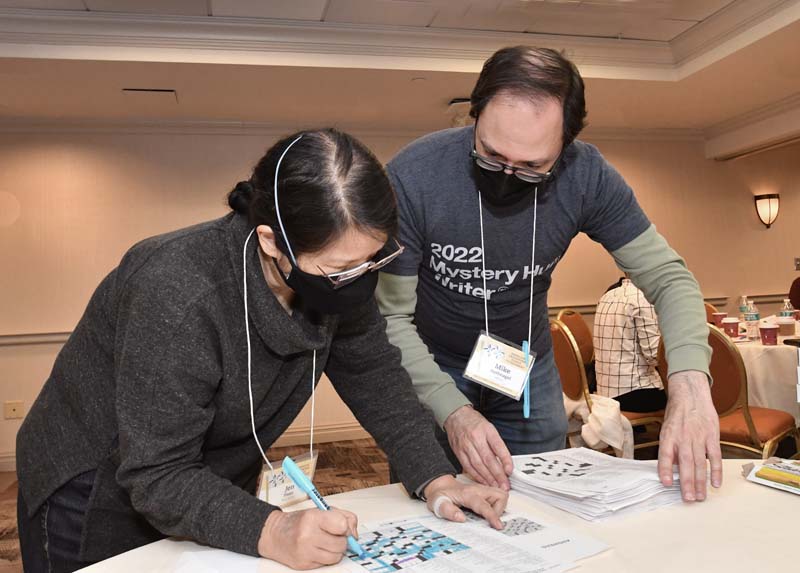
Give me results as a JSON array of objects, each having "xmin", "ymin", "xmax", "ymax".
[
  {"xmin": 1, "ymin": 128, "xmax": 798, "ymax": 467},
  {"xmin": 0, "ymin": 129, "xmax": 410, "ymax": 466},
  {"xmin": 551, "ymin": 136, "xmax": 799, "ymax": 318}
]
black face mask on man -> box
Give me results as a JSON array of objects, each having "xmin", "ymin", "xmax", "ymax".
[{"xmin": 472, "ymin": 163, "xmax": 537, "ymax": 207}]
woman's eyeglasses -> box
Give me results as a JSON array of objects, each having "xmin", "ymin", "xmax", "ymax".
[{"xmin": 317, "ymin": 239, "xmax": 405, "ymax": 289}]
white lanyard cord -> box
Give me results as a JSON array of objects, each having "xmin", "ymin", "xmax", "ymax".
[
  {"xmin": 477, "ymin": 196, "xmax": 490, "ymax": 335},
  {"xmin": 309, "ymin": 349, "xmax": 316, "ymax": 460},
  {"xmin": 243, "ymin": 228, "xmax": 317, "ymax": 475},
  {"xmin": 527, "ymin": 187, "xmax": 539, "ymax": 348},
  {"xmin": 476, "ymin": 189, "xmax": 539, "ymax": 344},
  {"xmin": 243, "ymin": 229, "xmax": 273, "ymax": 472}
]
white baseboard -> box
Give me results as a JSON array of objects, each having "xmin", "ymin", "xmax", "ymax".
[
  {"xmin": 0, "ymin": 451, "xmax": 15, "ymax": 473},
  {"xmin": 273, "ymin": 422, "xmax": 368, "ymax": 448}
]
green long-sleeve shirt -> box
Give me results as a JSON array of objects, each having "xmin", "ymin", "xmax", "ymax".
[
  {"xmin": 375, "ymin": 129, "xmax": 709, "ymax": 427},
  {"xmin": 378, "ymin": 225, "xmax": 710, "ymax": 426}
]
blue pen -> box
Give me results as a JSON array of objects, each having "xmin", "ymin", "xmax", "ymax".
[
  {"xmin": 282, "ymin": 456, "xmax": 366, "ymax": 558},
  {"xmin": 522, "ymin": 340, "xmax": 531, "ymax": 419}
]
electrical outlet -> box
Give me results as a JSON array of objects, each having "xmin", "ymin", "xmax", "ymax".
[
  {"xmin": 795, "ymin": 257, "xmax": 800, "ymax": 271},
  {"xmin": 3, "ymin": 401, "xmax": 24, "ymax": 420}
]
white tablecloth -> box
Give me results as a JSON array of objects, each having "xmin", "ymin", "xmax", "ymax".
[
  {"xmin": 735, "ymin": 332, "xmax": 800, "ymax": 424},
  {"xmin": 78, "ymin": 460, "xmax": 796, "ymax": 573}
]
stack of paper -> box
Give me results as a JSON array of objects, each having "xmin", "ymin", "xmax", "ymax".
[{"xmin": 510, "ymin": 447, "xmax": 682, "ymax": 521}]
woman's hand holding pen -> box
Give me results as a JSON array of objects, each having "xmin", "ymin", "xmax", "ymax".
[
  {"xmin": 258, "ymin": 507, "xmax": 359, "ymax": 570},
  {"xmin": 423, "ymin": 475, "xmax": 508, "ymax": 529}
]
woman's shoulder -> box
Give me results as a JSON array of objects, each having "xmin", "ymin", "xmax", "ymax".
[{"xmin": 115, "ymin": 214, "xmax": 236, "ymax": 299}]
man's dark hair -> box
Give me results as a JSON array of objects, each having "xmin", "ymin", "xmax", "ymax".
[
  {"xmin": 228, "ymin": 128, "xmax": 397, "ymax": 255},
  {"xmin": 470, "ymin": 46, "xmax": 587, "ymax": 146}
]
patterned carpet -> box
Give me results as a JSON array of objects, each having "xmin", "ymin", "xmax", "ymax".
[
  {"xmin": 268, "ymin": 437, "xmax": 390, "ymax": 496},
  {"xmin": 0, "ymin": 438, "xmax": 388, "ymax": 571},
  {"xmin": 0, "ymin": 474, "xmax": 20, "ymax": 573}
]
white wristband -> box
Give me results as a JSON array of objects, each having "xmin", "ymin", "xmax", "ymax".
[{"xmin": 431, "ymin": 494, "xmax": 453, "ymax": 519}]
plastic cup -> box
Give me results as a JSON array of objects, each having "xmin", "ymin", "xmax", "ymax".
[
  {"xmin": 777, "ymin": 318, "xmax": 796, "ymax": 337},
  {"xmin": 759, "ymin": 324, "xmax": 778, "ymax": 345},
  {"xmin": 711, "ymin": 312, "xmax": 727, "ymax": 327},
  {"xmin": 721, "ymin": 318, "xmax": 740, "ymax": 338}
]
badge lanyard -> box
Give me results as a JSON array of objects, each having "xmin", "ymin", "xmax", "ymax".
[
  {"xmin": 241, "ymin": 137, "xmax": 319, "ymax": 507},
  {"xmin": 243, "ymin": 228, "xmax": 319, "ymax": 507},
  {"xmin": 474, "ymin": 186, "xmax": 539, "ymax": 418}
]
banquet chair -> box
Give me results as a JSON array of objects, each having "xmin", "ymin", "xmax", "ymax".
[
  {"xmin": 704, "ymin": 301, "xmax": 719, "ymax": 324},
  {"xmin": 556, "ymin": 308, "xmax": 594, "ymax": 366},
  {"xmin": 662, "ymin": 325, "xmax": 799, "ymax": 459},
  {"xmin": 552, "ymin": 319, "xmax": 651, "ymax": 455},
  {"xmin": 551, "ymin": 319, "xmax": 592, "ymax": 410}
]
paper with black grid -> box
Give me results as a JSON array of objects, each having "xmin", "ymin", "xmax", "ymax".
[
  {"xmin": 510, "ymin": 448, "xmax": 683, "ymax": 521},
  {"xmin": 342, "ymin": 509, "xmax": 607, "ymax": 573}
]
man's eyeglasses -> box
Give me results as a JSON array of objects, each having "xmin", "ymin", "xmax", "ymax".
[
  {"xmin": 470, "ymin": 148, "xmax": 560, "ymax": 184},
  {"xmin": 317, "ymin": 239, "xmax": 405, "ymax": 289}
]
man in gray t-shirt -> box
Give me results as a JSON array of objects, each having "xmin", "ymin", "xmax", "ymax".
[{"xmin": 377, "ymin": 46, "xmax": 721, "ymax": 504}]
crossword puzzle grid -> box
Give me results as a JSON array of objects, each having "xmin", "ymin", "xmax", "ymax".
[
  {"xmin": 349, "ymin": 522, "xmax": 469, "ymax": 572},
  {"xmin": 520, "ymin": 455, "xmax": 594, "ymax": 481},
  {"xmin": 500, "ymin": 517, "xmax": 545, "ymax": 537},
  {"xmin": 463, "ymin": 510, "xmax": 545, "ymax": 537}
]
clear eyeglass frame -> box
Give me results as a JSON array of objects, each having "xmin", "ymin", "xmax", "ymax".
[{"xmin": 317, "ymin": 239, "xmax": 405, "ymax": 289}]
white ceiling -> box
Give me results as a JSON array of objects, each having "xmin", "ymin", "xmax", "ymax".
[
  {"xmin": 0, "ymin": 0, "xmax": 797, "ymax": 158},
  {"xmin": 0, "ymin": 0, "xmax": 738, "ymax": 42}
]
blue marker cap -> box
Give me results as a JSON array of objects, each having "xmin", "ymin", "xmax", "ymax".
[
  {"xmin": 522, "ymin": 340, "xmax": 531, "ymax": 419},
  {"xmin": 282, "ymin": 457, "xmax": 318, "ymax": 500},
  {"xmin": 282, "ymin": 457, "xmax": 366, "ymax": 558}
]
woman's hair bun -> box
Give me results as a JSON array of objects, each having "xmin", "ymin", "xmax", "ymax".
[{"xmin": 227, "ymin": 180, "xmax": 255, "ymax": 215}]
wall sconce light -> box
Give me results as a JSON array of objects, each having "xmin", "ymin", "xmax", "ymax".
[{"xmin": 754, "ymin": 193, "xmax": 780, "ymax": 228}]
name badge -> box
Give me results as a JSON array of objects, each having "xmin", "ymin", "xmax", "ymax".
[
  {"xmin": 257, "ymin": 452, "xmax": 318, "ymax": 508},
  {"xmin": 463, "ymin": 331, "xmax": 536, "ymax": 400}
]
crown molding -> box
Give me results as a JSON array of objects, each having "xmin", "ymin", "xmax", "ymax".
[
  {"xmin": 0, "ymin": 117, "xmax": 433, "ymax": 139},
  {"xmin": 670, "ymin": 0, "xmax": 800, "ymax": 79},
  {"xmin": 705, "ymin": 92, "xmax": 800, "ymax": 137},
  {"xmin": 704, "ymin": 93, "xmax": 800, "ymax": 159},
  {"xmin": 0, "ymin": 8, "xmax": 674, "ymax": 79}
]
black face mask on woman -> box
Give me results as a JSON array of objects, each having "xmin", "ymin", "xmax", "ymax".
[
  {"xmin": 271, "ymin": 246, "xmax": 378, "ymax": 315},
  {"xmin": 268, "ymin": 134, "xmax": 380, "ymax": 316},
  {"xmin": 472, "ymin": 163, "xmax": 537, "ymax": 207}
]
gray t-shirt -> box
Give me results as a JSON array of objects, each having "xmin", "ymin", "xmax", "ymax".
[{"xmin": 384, "ymin": 126, "xmax": 650, "ymax": 369}]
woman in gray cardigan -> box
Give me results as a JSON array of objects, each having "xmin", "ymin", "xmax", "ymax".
[{"xmin": 16, "ymin": 129, "xmax": 508, "ymax": 571}]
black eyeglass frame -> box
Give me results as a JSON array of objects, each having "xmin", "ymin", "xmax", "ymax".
[{"xmin": 470, "ymin": 147, "xmax": 562, "ymax": 184}]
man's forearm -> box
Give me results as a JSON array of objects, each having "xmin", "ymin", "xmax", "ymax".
[
  {"xmin": 611, "ymin": 225, "xmax": 711, "ymax": 379},
  {"xmin": 376, "ymin": 272, "xmax": 471, "ymax": 426}
]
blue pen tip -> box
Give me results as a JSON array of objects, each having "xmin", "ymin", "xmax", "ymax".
[{"xmin": 347, "ymin": 536, "xmax": 366, "ymax": 558}]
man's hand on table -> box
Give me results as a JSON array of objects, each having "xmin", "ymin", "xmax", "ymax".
[
  {"xmin": 259, "ymin": 507, "xmax": 359, "ymax": 570},
  {"xmin": 658, "ymin": 370, "xmax": 722, "ymax": 501},
  {"xmin": 444, "ymin": 405, "xmax": 513, "ymax": 490},
  {"xmin": 423, "ymin": 474, "xmax": 509, "ymax": 529}
]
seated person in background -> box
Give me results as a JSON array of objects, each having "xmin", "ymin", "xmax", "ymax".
[{"xmin": 593, "ymin": 276, "xmax": 667, "ymax": 413}]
